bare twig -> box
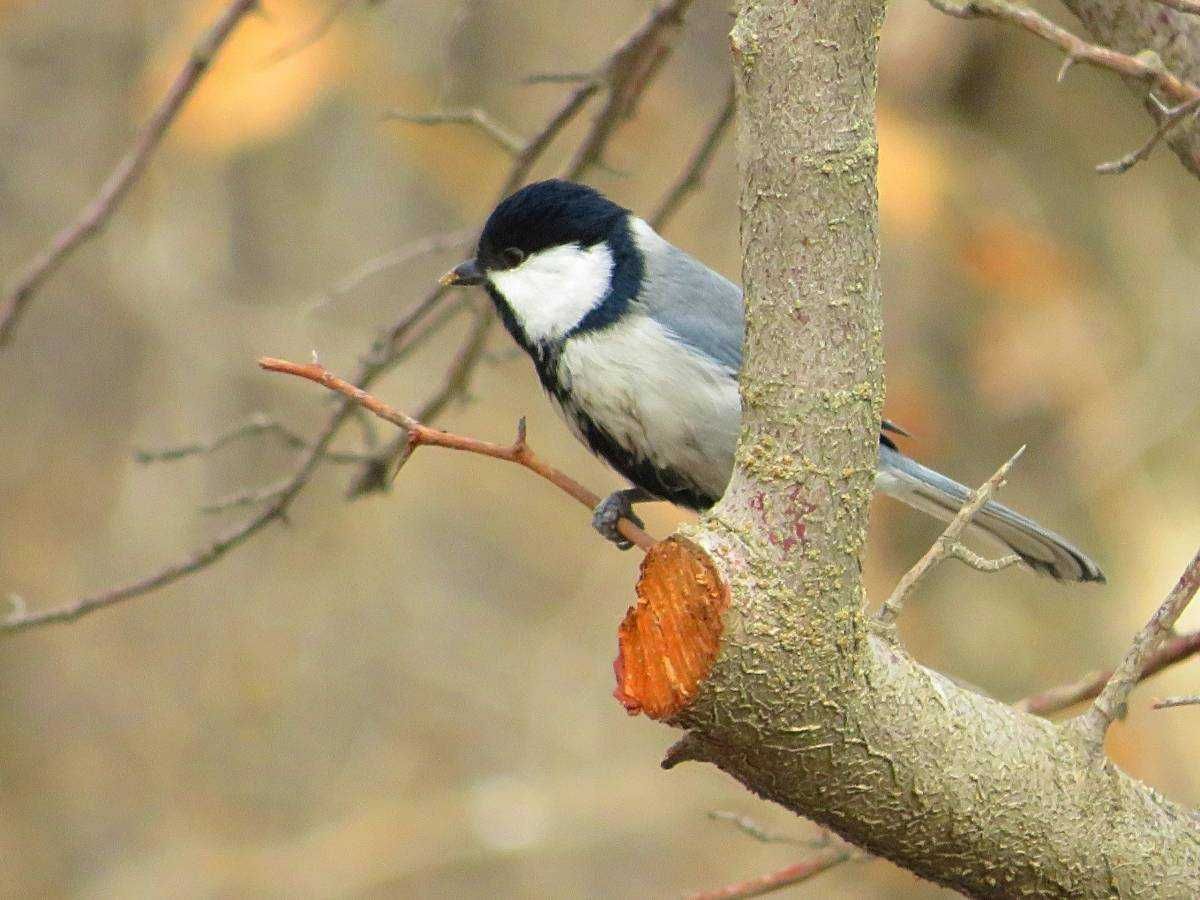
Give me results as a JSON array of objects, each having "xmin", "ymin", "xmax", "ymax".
[
  {"xmin": 946, "ymin": 543, "xmax": 1022, "ymax": 573},
  {"xmin": 318, "ymin": 229, "xmax": 475, "ymax": 309},
  {"xmin": 1016, "ymin": 628, "xmax": 1200, "ymax": 715},
  {"xmin": 0, "ymin": 0, "xmax": 260, "ymax": 347},
  {"xmin": 563, "ymin": 0, "xmax": 695, "ymax": 179},
  {"xmin": 262, "ymin": 0, "xmax": 359, "ymax": 65},
  {"xmin": 927, "ymin": 0, "xmax": 1200, "ymax": 104},
  {"xmin": 1073, "ymin": 546, "xmax": 1200, "ymax": 749},
  {"xmin": 347, "ymin": 302, "xmax": 495, "ymax": 497},
  {"xmin": 387, "ymin": 109, "xmax": 526, "ymax": 155},
  {"xmin": 875, "ymin": 447, "xmax": 1025, "ymax": 631},
  {"xmin": 708, "ymin": 811, "xmax": 827, "ymax": 848},
  {"xmin": 926, "ymin": 0, "xmax": 1200, "ymax": 172},
  {"xmin": 1096, "ymin": 95, "xmax": 1200, "ymax": 174},
  {"xmin": 135, "ymin": 414, "xmax": 372, "ymax": 465},
  {"xmin": 650, "ymin": 80, "xmax": 736, "ymax": 231},
  {"xmin": 686, "ymin": 849, "xmax": 853, "ymax": 900},
  {"xmin": 200, "ymin": 480, "xmax": 291, "ymax": 514},
  {"xmin": 1154, "ymin": 695, "xmax": 1200, "ymax": 709},
  {"xmin": 259, "ymin": 356, "xmax": 656, "ymax": 550}
]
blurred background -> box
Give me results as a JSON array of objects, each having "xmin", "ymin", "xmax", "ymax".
[{"xmin": 2, "ymin": 0, "xmax": 1199, "ymax": 896}]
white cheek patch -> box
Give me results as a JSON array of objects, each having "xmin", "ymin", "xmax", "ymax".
[{"xmin": 489, "ymin": 242, "xmax": 614, "ymax": 343}]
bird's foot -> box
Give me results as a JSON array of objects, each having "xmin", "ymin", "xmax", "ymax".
[{"xmin": 592, "ymin": 489, "xmax": 647, "ymax": 550}]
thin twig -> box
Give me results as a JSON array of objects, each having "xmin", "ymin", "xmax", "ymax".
[
  {"xmin": 875, "ymin": 447, "xmax": 1025, "ymax": 631},
  {"xmin": 708, "ymin": 811, "xmax": 827, "ymax": 848},
  {"xmin": 563, "ymin": 0, "xmax": 695, "ymax": 180},
  {"xmin": 135, "ymin": 414, "xmax": 372, "ymax": 465},
  {"xmin": 1154, "ymin": 695, "xmax": 1200, "ymax": 709},
  {"xmin": 926, "ymin": 0, "xmax": 1200, "ymax": 104},
  {"xmin": 200, "ymin": 481, "xmax": 291, "ymax": 514},
  {"xmin": 1096, "ymin": 95, "xmax": 1200, "ymax": 174},
  {"xmin": 650, "ymin": 80, "xmax": 736, "ymax": 231},
  {"xmin": 259, "ymin": 357, "xmax": 656, "ymax": 550},
  {"xmin": 0, "ymin": 0, "xmax": 260, "ymax": 347},
  {"xmin": 317, "ymin": 229, "xmax": 475, "ymax": 309},
  {"xmin": 1016, "ymin": 628, "xmax": 1200, "ymax": 716},
  {"xmin": 926, "ymin": 0, "xmax": 1200, "ymax": 173},
  {"xmin": 386, "ymin": 109, "xmax": 526, "ymax": 155},
  {"xmin": 686, "ymin": 850, "xmax": 853, "ymax": 900},
  {"xmin": 261, "ymin": 0, "xmax": 357, "ymax": 65},
  {"xmin": 347, "ymin": 302, "xmax": 494, "ymax": 497},
  {"xmin": 946, "ymin": 544, "xmax": 1022, "ymax": 573},
  {"xmin": 1073, "ymin": 546, "xmax": 1200, "ymax": 750}
]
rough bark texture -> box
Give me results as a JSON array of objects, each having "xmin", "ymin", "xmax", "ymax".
[
  {"xmin": 630, "ymin": 0, "xmax": 1200, "ymax": 894},
  {"xmin": 1061, "ymin": 0, "xmax": 1200, "ymax": 176}
]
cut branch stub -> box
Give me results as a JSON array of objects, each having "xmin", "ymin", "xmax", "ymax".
[{"xmin": 614, "ymin": 537, "xmax": 729, "ymax": 719}]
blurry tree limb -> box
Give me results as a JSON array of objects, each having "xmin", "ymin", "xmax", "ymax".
[
  {"xmin": 1, "ymin": 1, "xmax": 694, "ymax": 634},
  {"xmin": 1073, "ymin": 546, "xmax": 1200, "ymax": 748},
  {"xmin": 927, "ymin": 0, "xmax": 1200, "ymax": 176},
  {"xmin": 563, "ymin": 0, "xmax": 695, "ymax": 179},
  {"xmin": 0, "ymin": 0, "xmax": 260, "ymax": 347},
  {"xmin": 649, "ymin": 80, "xmax": 736, "ymax": 231},
  {"xmin": 1016, "ymin": 626, "xmax": 1200, "ymax": 715},
  {"xmin": 346, "ymin": 302, "xmax": 494, "ymax": 497},
  {"xmin": 685, "ymin": 849, "xmax": 854, "ymax": 900},
  {"xmin": 1060, "ymin": 0, "xmax": 1200, "ymax": 176},
  {"xmin": 610, "ymin": 0, "xmax": 1200, "ymax": 893},
  {"xmin": 386, "ymin": 109, "xmax": 526, "ymax": 155},
  {"xmin": 258, "ymin": 356, "xmax": 656, "ymax": 550},
  {"xmin": 1096, "ymin": 94, "xmax": 1200, "ymax": 174},
  {"xmin": 135, "ymin": 414, "xmax": 374, "ymax": 466},
  {"xmin": 317, "ymin": 229, "xmax": 475, "ymax": 309},
  {"xmin": 261, "ymin": 0, "xmax": 383, "ymax": 65}
]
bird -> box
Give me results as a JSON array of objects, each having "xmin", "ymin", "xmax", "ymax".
[{"xmin": 439, "ymin": 179, "xmax": 1104, "ymax": 583}]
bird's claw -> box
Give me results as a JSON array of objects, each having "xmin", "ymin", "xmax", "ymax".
[{"xmin": 592, "ymin": 492, "xmax": 645, "ymax": 550}]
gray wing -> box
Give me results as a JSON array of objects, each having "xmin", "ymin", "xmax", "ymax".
[{"xmin": 631, "ymin": 218, "xmax": 743, "ymax": 372}]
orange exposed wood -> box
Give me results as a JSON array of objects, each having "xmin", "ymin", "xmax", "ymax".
[{"xmin": 614, "ymin": 537, "xmax": 729, "ymax": 719}]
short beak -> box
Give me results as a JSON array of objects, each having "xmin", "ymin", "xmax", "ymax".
[{"xmin": 439, "ymin": 259, "xmax": 485, "ymax": 287}]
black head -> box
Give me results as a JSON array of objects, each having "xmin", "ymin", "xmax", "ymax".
[{"xmin": 474, "ymin": 180, "xmax": 628, "ymax": 274}]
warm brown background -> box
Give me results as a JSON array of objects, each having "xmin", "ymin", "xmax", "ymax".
[{"xmin": 2, "ymin": 1, "xmax": 1199, "ymax": 896}]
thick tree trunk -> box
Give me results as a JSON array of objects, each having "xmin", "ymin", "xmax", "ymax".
[{"xmin": 615, "ymin": 0, "xmax": 1200, "ymax": 894}]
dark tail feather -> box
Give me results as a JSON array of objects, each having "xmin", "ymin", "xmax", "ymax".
[{"xmin": 877, "ymin": 445, "xmax": 1105, "ymax": 584}]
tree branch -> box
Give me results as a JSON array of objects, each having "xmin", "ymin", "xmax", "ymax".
[
  {"xmin": 649, "ymin": 80, "xmax": 736, "ymax": 231},
  {"xmin": 686, "ymin": 849, "xmax": 853, "ymax": 900},
  {"xmin": 1073, "ymin": 545, "xmax": 1200, "ymax": 749},
  {"xmin": 1015, "ymin": 627, "xmax": 1200, "ymax": 715},
  {"xmin": 386, "ymin": 109, "xmax": 526, "ymax": 156},
  {"xmin": 0, "ymin": 0, "xmax": 260, "ymax": 347},
  {"xmin": 926, "ymin": 0, "xmax": 1200, "ymax": 174},
  {"xmin": 257, "ymin": 356, "xmax": 655, "ymax": 550},
  {"xmin": 875, "ymin": 446, "xmax": 1024, "ymax": 631}
]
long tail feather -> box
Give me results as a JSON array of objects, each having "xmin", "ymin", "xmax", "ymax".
[{"xmin": 876, "ymin": 445, "xmax": 1105, "ymax": 584}]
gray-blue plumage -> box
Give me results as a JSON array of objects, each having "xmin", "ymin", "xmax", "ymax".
[
  {"xmin": 443, "ymin": 179, "xmax": 1104, "ymax": 583},
  {"xmin": 631, "ymin": 219, "xmax": 743, "ymax": 372}
]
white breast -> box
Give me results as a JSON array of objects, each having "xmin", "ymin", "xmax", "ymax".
[{"xmin": 555, "ymin": 314, "xmax": 741, "ymax": 501}]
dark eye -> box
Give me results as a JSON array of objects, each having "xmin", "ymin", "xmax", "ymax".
[{"xmin": 501, "ymin": 247, "xmax": 525, "ymax": 268}]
